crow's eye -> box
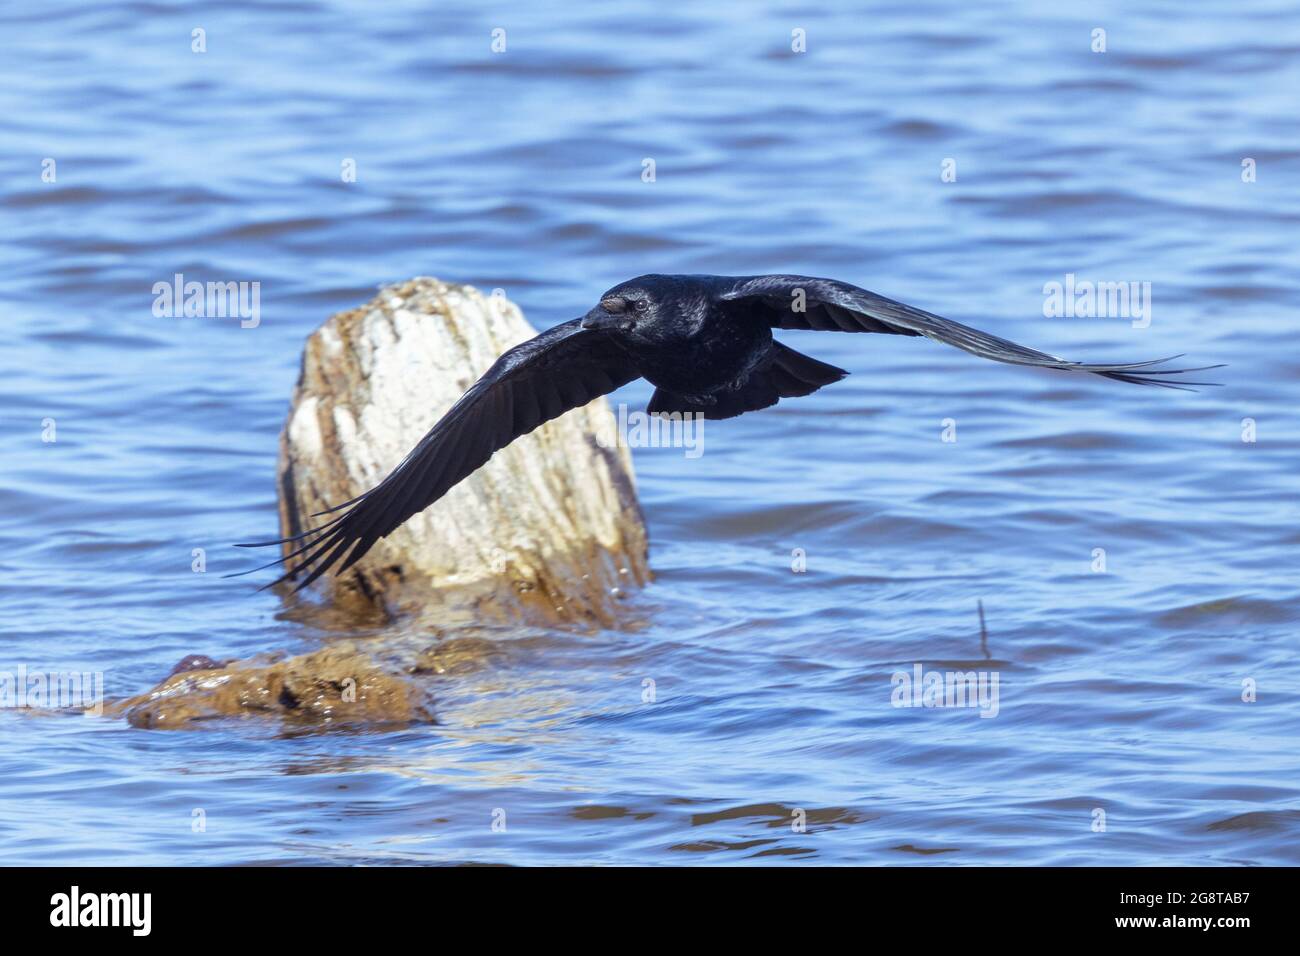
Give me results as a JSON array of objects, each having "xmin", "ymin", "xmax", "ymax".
[{"xmin": 633, "ymin": 299, "xmax": 648, "ymax": 312}]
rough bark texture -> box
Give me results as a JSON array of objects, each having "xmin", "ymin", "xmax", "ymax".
[{"xmin": 276, "ymin": 277, "xmax": 649, "ymax": 625}]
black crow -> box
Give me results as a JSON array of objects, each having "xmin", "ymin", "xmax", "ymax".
[{"xmin": 237, "ymin": 273, "xmax": 1221, "ymax": 591}]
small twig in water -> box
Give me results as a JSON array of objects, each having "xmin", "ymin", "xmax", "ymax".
[{"xmin": 978, "ymin": 600, "xmax": 990, "ymax": 661}]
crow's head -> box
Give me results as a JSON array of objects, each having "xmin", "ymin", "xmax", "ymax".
[{"xmin": 581, "ymin": 274, "xmax": 689, "ymax": 341}]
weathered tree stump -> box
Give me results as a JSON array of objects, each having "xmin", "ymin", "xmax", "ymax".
[{"xmin": 276, "ymin": 277, "xmax": 649, "ymax": 625}]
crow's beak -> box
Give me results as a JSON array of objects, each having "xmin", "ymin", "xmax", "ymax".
[{"xmin": 581, "ymin": 308, "xmax": 634, "ymax": 332}]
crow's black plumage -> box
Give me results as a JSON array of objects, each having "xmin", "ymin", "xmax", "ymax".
[{"xmin": 236, "ymin": 273, "xmax": 1222, "ymax": 591}]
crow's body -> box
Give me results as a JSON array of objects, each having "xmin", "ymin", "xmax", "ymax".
[{"xmin": 237, "ymin": 273, "xmax": 1220, "ymax": 591}]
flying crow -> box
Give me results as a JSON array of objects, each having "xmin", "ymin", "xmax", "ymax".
[{"xmin": 237, "ymin": 273, "xmax": 1220, "ymax": 591}]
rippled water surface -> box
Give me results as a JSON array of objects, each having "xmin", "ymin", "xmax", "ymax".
[{"xmin": 2, "ymin": 1, "xmax": 1298, "ymax": 865}]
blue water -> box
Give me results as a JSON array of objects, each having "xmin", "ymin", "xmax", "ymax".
[{"xmin": 1, "ymin": 0, "xmax": 1298, "ymax": 865}]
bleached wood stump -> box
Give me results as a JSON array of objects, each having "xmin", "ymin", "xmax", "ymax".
[{"xmin": 275, "ymin": 277, "xmax": 649, "ymax": 625}]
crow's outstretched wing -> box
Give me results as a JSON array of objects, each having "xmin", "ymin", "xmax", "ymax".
[
  {"xmin": 721, "ymin": 275, "xmax": 1223, "ymax": 389},
  {"xmin": 234, "ymin": 319, "xmax": 640, "ymax": 592}
]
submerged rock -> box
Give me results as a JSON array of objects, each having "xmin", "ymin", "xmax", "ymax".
[{"xmin": 113, "ymin": 646, "xmax": 433, "ymax": 730}]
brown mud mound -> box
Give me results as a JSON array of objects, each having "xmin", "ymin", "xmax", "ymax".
[{"xmin": 111, "ymin": 645, "xmax": 434, "ymax": 730}]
